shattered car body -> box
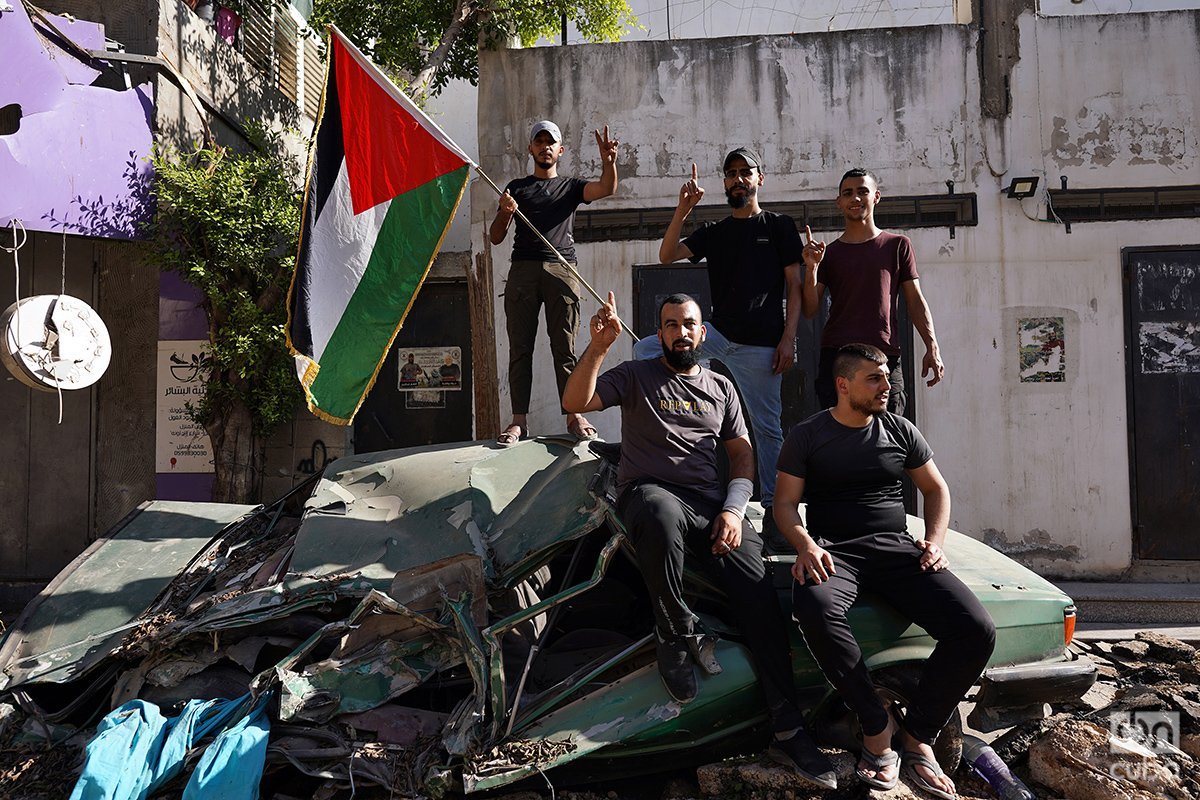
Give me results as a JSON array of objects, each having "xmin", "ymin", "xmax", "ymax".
[{"xmin": 0, "ymin": 437, "xmax": 1095, "ymax": 796}]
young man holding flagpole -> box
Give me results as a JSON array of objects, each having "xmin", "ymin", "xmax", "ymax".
[{"xmin": 490, "ymin": 120, "xmax": 620, "ymax": 445}]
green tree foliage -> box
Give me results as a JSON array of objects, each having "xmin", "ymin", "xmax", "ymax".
[
  {"xmin": 145, "ymin": 130, "xmax": 302, "ymax": 502},
  {"xmin": 310, "ymin": 0, "xmax": 639, "ymax": 97}
]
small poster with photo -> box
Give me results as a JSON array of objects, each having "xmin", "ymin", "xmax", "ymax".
[{"xmin": 398, "ymin": 346, "xmax": 463, "ymax": 391}]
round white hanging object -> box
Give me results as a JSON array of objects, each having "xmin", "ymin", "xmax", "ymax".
[{"xmin": 0, "ymin": 295, "xmax": 112, "ymax": 392}]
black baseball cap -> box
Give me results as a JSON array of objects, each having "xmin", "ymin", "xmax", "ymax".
[{"xmin": 723, "ymin": 147, "xmax": 763, "ymax": 171}]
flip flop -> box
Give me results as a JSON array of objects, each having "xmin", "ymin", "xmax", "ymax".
[
  {"xmin": 567, "ymin": 417, "xmax": 598, "ymax": 441},
  {"xmin": 902, "ymin": 751, "xmax": 956, "ymax": 800},
  {"xmin": 496, "ymin": 424, "xmax": 527, "ymax": 448},
  {"xmin": 856, "ymin": 744, "xmax": 900, "ymax": 790}
]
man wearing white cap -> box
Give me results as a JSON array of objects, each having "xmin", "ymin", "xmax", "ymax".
[{"xmin": 490, "ymin": 120, "xmax": 620, "ymax": 445}]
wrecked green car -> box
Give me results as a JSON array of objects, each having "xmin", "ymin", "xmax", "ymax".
[{"xmin": 0, "ymin": 437, "xmax": 1095, "ymax": 796}]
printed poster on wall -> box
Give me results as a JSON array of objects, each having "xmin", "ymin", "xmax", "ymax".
[
  {"xmin": 398, "ymin": 346, "xmax": 462, "ymax": 391},
  {"xmin": 156, "ymin": 340, "xmax": 214, "ymax": 473}
]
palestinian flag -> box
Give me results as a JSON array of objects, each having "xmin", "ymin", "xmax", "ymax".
[{"xmin": 287, "ymin": 26, "xmax": 473, "ymax": 424}]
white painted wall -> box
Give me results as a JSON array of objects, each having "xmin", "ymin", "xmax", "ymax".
[
  {"xmin": 551, "ymin": 0, "xmax": 965, "ymax": 43},
  {"xmin": 424, "ymin": 82, "xmax": 480, "ymax": 253},
  {"xmin": 475, "ymin": 10, "xmax": 1200, "ymax": 576},
  {"xmin": 1040, "ymin": 0, "xmax": 1200, "ymax": 17}
]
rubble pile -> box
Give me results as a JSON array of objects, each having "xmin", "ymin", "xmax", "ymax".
[{"xmin": 989, "ymin": 631, "xmax": 1200, "ymax": 800}]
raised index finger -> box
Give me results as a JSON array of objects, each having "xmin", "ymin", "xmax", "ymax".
[
  {"xmin": 691, "ymin": 163, "xmax": 698, "ymax": 182},
  {"xmin": 606, "ymin": 290, "xmax": 617, "ymax": 312},
  {"xmin": 805, "ymin": 224, "xmax": 813, "ymax": 245}
]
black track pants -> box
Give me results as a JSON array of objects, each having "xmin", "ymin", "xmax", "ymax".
[{"xmin": 791, "ymin": 531, "xmax": 996, "ymax": 743}]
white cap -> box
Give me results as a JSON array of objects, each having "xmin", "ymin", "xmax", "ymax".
[{"xmin": 529, "ymin": 120, "xmax": 562, "ymax": 143}]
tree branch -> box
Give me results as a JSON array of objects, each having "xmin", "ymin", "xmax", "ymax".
[{"xmin": 410, "ymin": 0, "xmax": 479, "ymax": 99}]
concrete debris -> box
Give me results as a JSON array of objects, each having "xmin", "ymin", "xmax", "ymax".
[
  {"xmin": 1110, "ymin": 640, "xmax": 1150, "ymax": 660},
  {"xmin": 695, "ymin": 750, "xmax": 854, "ymax": 799},
  {"xmin": 1028, "ymin": 719, "xmax": 1198, "ymax": 799},
  {"xmin": 1136, "ymin": 631, "xmax": 1197, "ymax": 663}
]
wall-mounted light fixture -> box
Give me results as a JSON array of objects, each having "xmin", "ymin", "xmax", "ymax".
[{"xmin": 1004, "ymin": 176, "xmax": 1040, "ymax": 199}]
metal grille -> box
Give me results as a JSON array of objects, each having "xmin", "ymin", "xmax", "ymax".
[
  {"xmin": 237, "ymin": 0, "xmax": 277, "ymax": 79},
  {"xmin": 573, "ymin": 194, "xmax": 977, "ymax": 243},
  {"xmin": 1048, "ymin": 186, "xmax": 1200, "ymax": 223},
  {"xmin": 302, "ymin": 33, "xmax": 326, "ymax": 118},
  {"xmin": 234, "ymin": 0, "xmax": 325, "ymax": 119},
  {"xmin": 274, "ymin": 9, "xmax": 299, "ymax": 103}
]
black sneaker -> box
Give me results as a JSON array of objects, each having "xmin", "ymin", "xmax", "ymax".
[
  {"xmin": 655, "ymin": 634, "xmax": 698, "ymax": 704},
  {"xmin": 768, "ymin": 727, "xmax": 838, "ymax": 789},
  {"xmin": 761, "ymin": 506, "xmax": 792, "ymax": 556}
]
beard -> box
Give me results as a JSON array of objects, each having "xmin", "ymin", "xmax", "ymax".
[
  {"xmin": 661, "ymin": 338, "xmax": 702, "ymax": 371},
  {"xmin": 849, "ymin": 394, "xmax": 887, "ymax": 416},
  {"xmin": 535, "ymin": 159, "xmax": 554, "ymax": 170},
  {"xmin": 725, "ymin": 184, "xmax": 757, "ymax": 209}
]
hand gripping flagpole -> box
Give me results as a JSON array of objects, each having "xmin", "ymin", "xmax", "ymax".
[
  {"xmin": 322, "ymin": 24, "xmax": 638, "ymax": 346},
  {"xmin": 473, "ymin": 166, "xmax": 639, "ymax": 343}
]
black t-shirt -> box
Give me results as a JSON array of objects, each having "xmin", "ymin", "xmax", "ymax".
[
  {"xmin": 776, "ymin": 410, "xmax": 933, "ymax": 541},
  {"xmin": 505, "ymin": 175, "xmax": 590, "ymax": 262},
  {"xmin": 683, "ymin": 210, "xmax": 803, "ymax": 347}
]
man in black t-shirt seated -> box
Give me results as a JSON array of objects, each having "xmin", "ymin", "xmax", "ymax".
[
  {"xmin": 564, "ymin": 292, "xmax": 838, "ymax": 791},
  {"xmin": 490, "ymin": 119, "xmax": 619, "ymax": 446},
  {"xmin": 773, "ymin": 343, "xmax": 995, "ymax": 799}
]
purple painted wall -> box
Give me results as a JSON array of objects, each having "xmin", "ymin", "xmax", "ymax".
[
  {"xmin": 0, "ymin": 3, "xmax": 154, "ymax": 239},
  {"xmin": 159, "ymin": 271, "xmax": 209, "ymax": 340}
]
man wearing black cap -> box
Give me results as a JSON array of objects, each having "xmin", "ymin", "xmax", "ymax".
[
  {"xmin": 490, "ymin": 120, "xmax": 619, "ymax": 446},
  {"xmin": 640, "ymin": 148, "xmax": 804, "ymax": 553}
]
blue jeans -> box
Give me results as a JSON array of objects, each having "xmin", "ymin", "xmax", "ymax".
[{"xmin": 633, "ymin": 325, "xmax": 783, "ymax": 506}]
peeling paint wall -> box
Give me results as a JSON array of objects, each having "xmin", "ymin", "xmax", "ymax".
[{"xmin": 476, "ymin": 9, "xmax": 1200, "ymax": 577}]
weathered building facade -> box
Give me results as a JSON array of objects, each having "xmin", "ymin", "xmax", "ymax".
[
  {"xmin": 0, "ymin": 0, "xmax": 332, "ymax": 602},
  {"xmin": 474, "ymin": 6, "xmax": 1200, "ymax": 578}
]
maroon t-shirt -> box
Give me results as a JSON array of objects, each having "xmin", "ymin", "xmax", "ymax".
[{"xmin": 818, "ymin": 231, "xmax": 918, "ymax": 355}]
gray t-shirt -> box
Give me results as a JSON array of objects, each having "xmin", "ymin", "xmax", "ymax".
[{"xmin": 595, "ymin": 358, "xmax": 747, "ymax": 502}]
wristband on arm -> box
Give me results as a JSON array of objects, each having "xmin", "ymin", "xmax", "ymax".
[{"xmin": 722, "ymin": 477, "xmax": 754, "ymax": 520}]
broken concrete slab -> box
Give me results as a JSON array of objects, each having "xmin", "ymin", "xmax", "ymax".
[
  {"xmin": 1028, "ymin": 718, "xmax": 1199, "ymax": 800},
  {"xmin": 1136, "ymin": 631, "xmax": 1198, "ymax": 663},
  {"xmin": 1111, "ymin": 640, "xmax": 1150, "ymax": 660}
]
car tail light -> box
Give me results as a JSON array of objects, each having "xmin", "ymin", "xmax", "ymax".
[{"xmin": 1063, "ymin": 605, "xmax": 1077, "ymax": 646}]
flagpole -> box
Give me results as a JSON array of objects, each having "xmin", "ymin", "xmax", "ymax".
[{"xmin": 473, "ymin": 165, "xmax": 639, "ymax": 343}]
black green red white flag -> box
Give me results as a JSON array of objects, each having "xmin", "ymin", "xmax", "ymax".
[{"xmin": 287, "ymin": 26, "xmax": 473, "ymax": 424}]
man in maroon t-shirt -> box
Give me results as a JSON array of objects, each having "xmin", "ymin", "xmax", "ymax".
[{"xmin": 800, "ymin": 169, "xmax": 944, "ymax": 414}]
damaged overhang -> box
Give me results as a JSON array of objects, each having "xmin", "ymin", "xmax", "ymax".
[{"xmin": 0, "ymin": 1, "xmax": 154, "ymax": 238}]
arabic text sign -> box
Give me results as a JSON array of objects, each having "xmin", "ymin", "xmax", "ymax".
[{"xmin": 156, "ymin": 340, "xmax": 213, "ymax": 473}]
